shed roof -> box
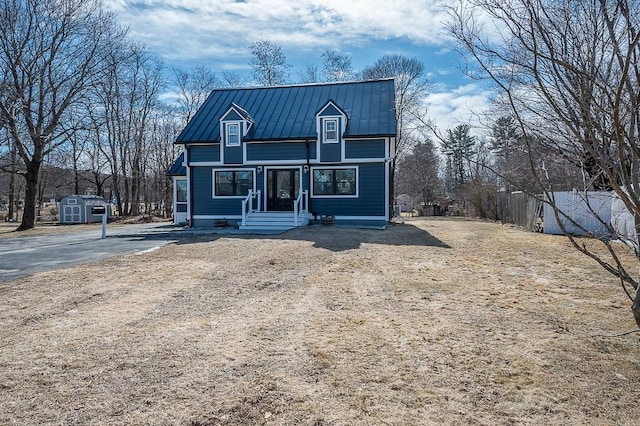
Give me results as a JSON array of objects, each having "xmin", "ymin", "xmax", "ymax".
[
  {"xmin": 176, "ymin": 79, "xmax": 396, "ymax": 143},
  {"xmin": 167, "ymin": 152, "xmax": 186, "ymax": 176}
]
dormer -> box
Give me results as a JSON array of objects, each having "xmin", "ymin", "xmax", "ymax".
[
  {"xmin": 316, "ymin": 100, "xmax": 347, "ymax": 145},
  {"xmin": 220, "ymin": 103, "xmax": 254, "ymax": 147}
]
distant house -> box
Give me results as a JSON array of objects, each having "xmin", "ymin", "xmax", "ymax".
[
  {"xmin": 59, "ymin": 195, "xmax": 111, "ymax": 224},
  {"xmin": 168, "ymin": 79, "xmax": 396, "ymax": 230}
]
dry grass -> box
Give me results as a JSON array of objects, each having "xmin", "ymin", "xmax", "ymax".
[
  {"xmin": 0, "ymin": 221, "xmax": 102, "ymax": 238},
  {"xmin": 0, "ymin": 217, "xmax": 638, "ymax": 425}
]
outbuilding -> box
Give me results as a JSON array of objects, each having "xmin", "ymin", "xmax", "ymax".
[{"xmin": 58, "ymin": 195, "xmax": 111, "ymax": 224}]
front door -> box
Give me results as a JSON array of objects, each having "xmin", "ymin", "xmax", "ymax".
[{"xmin": 267, "ymin": 168, "xmax": 300, "ymax": 211}]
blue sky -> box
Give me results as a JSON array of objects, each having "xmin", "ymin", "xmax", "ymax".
[{"xmin": 104, "ymin": 0, "xmax": 493, "ymax": 133}]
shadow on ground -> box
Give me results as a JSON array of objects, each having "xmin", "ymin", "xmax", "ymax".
[{"xmin": 118, "ymin": 221, "xmax": 451, "ymax": 252}]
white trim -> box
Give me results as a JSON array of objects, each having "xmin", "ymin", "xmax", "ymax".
[
  {"xmin": 173, "ymin": 176, "xmax": 188, "ymax": 225},
  {"xmin": 185, "ymin": 148, "xmax": 191, "ymax": 225},
  {"xmin": 343, "ymin": 157, "xmax": 388, "ymax": 164},
  {"xmin": 384, "ymin": 156, "xmax": 390, "ymax": 221},
  {"xmin": 182, "ymin": 142, "xmax": 219, "ymax": 146},
  {"xmin": 323, "ymin": 119, "xmax": 338, "ymax": 143},
  {"xmin": 245, "ymin": 139, "xmax": 309, "ymax": 144},
  {"xmin": 263, "ymin": 165, "xmax": 303, "ymax": 212},
  {"xmin": 224, "ymin": 121, "xmax": 242, "ymax": 147},
  {"xmin": 212, "ymin": 168, "xmax": 256, "ymax": 198},
  {"xmin": 193, "ymin": 215, "xmax": 242, "ymax": 220},
  {"xmin": 243, "ymin": 158, "xmax": 386, "ymax": 166},
  {"xmin": 310, "ymin": 165, "xmax": 359, "ymax": 198},
  {"xmin": 245, "ymin": 159, "xmax": 309, "ymax": 166},
  {"xmin": 189, "ymin": 161, "xmax": 224, "ymax": 167}
]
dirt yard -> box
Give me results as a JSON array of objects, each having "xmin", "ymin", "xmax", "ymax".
[{"xmin": 0, "ymin": 217, "xmax": 638, "ymax": 425}]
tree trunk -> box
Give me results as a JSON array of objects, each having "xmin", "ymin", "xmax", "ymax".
[
  {"xmin": 633, "ymin": 289, "xmax": 640, "ymax": 329},
  {"xmin": 17, "ymin": 166, "xmax": 40, "ymax": 231},
  {"xmin": 8, "ymin": 141, "xmax": 16, "ymax": 221}
]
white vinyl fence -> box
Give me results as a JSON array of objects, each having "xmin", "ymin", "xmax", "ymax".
[
  {"xmin": 611, "ymin": 193, "xmax": 637, "ymax": 244},
  {"xmin": 543, "ymin": 190, "xmax": 613, "ymax": 236}
]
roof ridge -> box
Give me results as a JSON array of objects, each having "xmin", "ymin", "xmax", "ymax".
[{"xmin": 208, "ymin": 78, "xmax": 394, "ymax": 92}]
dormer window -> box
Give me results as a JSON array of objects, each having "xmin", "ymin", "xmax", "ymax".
[
  {"xmin": 324, "ymin": 119, "xmax": 338, "ymax": 143},
  {"xmin": 316, "ymin": 100, "xmax": 347, "ymax": 147},
  {"xmin": 226, "ymin": 123, "xmax": 240, "ymax": 146},
  {"xmin": 220, "ymin": 103, "xmax": 254, "ymax": 148}
]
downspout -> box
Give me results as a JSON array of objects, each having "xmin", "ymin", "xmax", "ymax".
[
  {"xmin": 305, "ymin": 139, "xmax": 315, "ymax": 220},
  {"xmin": 185, "ymin": 146, "xmax": 193, "ymax": 228}
]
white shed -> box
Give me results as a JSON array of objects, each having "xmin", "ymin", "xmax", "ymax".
[{"xmin": 59, "ymin": 195, "xmax": 111, "ymax": 224}]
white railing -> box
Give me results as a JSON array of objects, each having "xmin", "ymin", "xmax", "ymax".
[
  {"xmin": 241, "ymin": 189, "xmax": 261, "ymax": 226},
  {"xmin": 293, "ymin": 190, "xmax": 308, "ymax": 226}
]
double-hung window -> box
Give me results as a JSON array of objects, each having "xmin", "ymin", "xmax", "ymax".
[
  {"xmin": 312, "ymin": 167, "xmax": 357, "ymax": 196},
  {"xmin": 323, "ymin": 119, "xmax": 338, "ymax": 143},
  {"xmin": 214, "ymin": 170, "xmax": 253, "ymax": 197},
  {"xmin": 226, "ymin": 123, "xmax": 240, "ymax": 146}
]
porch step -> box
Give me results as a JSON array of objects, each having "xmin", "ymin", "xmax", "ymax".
[{"xmin": 239, "ymin": 212, "xmax": 309, "ymax": 231}]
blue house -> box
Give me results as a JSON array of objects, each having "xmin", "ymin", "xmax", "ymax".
[{"xmin": 169, "ymin": 78, "xmax": 396, "ymax": 230}]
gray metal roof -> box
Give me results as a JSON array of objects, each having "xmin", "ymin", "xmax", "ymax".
[{"xmin": 176, "ymin": 79, "xmax": 396, "ymax": 143}]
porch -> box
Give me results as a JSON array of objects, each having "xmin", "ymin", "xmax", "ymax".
[{"xmin": 239, "ymin": 189, "xmax": 310, "ymax": 231}]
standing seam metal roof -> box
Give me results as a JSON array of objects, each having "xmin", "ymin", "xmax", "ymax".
[{"xmin": 175, "ymin": 79, "xmax": 396, "ymax": 143}]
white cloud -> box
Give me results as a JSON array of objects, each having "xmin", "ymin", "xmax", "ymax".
[
  {"xmin": 103, "ymin": 0, "xmax": 495, "ymax": 132},
  {"xmin": 105, "ymin": 0, "xmax": 451, "ymax": 62},
  {"xmin": 425, "ymin": 83, "xmax": 493, "ymax": 135}
]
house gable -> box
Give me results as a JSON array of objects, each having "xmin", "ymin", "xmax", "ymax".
[
  {"xmin": 220, "ymin": 103, "xmax": 254, "ymax": 165},
  {"xmin": 316, "ymin": 100, "xmax": 348, "ymax": 163}
]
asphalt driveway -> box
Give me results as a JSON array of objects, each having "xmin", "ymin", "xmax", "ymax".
[{"xmin": 0, "ymin": 223, "xmax": 183, "ymax": 282}]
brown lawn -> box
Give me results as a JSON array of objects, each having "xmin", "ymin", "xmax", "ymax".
[{"xmin": 0, "ymin": 217, "xmax": 638, "ymax": 425}]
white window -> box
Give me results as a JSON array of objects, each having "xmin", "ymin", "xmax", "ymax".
[
  {"xmin": 311, "ymin": 167, "xmax": 358, "ymax": 198},
  {"xmin": 226, "ymin": 123, "xmax": 240, "ymax": 146},
  {"xmin": 176, "ymin": 179, "xmax": 187, "ymax": 203},
  {"xmin": 324, "ymin": 119, "xmax": 338, "ymax": 143},
  {"xmin": 213, "ymin": 169, "xmax": 254, "ymax": 197}
]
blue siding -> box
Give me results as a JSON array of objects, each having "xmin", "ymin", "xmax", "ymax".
[
  {"xmin": 223, "ymin": 145, "xmax": 243, "ymax": 164},
  {"xmin": 246, "ymin": 142, "xmax": 315, "ymax": 161},
  {"xmin": 320, "ymin": 142, "xmax": 341, "ymax": 162},
  {"xmin": 345, "ymin": 139, "xmax": 386, "ymax": 159},
  {"xmin": 189, "ymin": 145, "xmax": 220, "ymax": 162},
  {"xmin": 192, "ymin": 167, "xmax": 243, "ymax": 216},
  {"xmin": 309, "ymin": 163, "xmax": 386, "ymax": 217}
]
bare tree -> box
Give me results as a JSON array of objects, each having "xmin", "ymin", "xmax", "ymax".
[
  {"xmin": 249, "ymin": 40, "xmax": 291, "ymax": 86},
  {"xmin": 396, "ymin": 135, "xmax": 442, "ymax": 207},
  {"xmin": 447, "ymin": 0, "xmax": 640, "ymax": 327},
  {"xmin": 173, "ymin": 66, "xmax": 220, "ymax": 124},
  {"xmin": 322, "ymin": 50, "xmax": 353, "ymax": 82},
  {"xmin": 0, "ymin": 0, "xmax": 124, "ymax": 230},
  {"xmin": 298, "ymin": 63, "xmax": 321, "ymax": 84},
  {"xmin": 93, "ymin": 42, "xmax": 163, "ymax": 216},
  {"xmin": 221, "ymin": 71, "xmax": 250, "ymax": 88}
]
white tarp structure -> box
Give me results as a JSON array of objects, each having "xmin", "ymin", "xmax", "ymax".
[
  {"xmin": 543, "ymin": 190, "xmax": 612, "ymax": 236},
  {"xmin": 611, "ymin": 193, "xmax": 637, "ymax": 245}
]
